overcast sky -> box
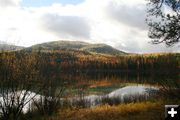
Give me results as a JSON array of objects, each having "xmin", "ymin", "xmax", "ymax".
[{"xmin": 0, "ymin": 0, "xmax": 179, "ymax": 53}]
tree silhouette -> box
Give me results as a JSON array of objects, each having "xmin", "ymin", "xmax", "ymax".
[
  {"xmin": 0, "ymin": 51, "xmax": 42, "ymax": 120},
  {"xmin": 146, "ymin": 0, "xmax": 180, "ymax": 46}
]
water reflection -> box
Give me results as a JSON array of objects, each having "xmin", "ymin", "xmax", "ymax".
[
  {"xmin": 78, "ymin": 85, "xmax": 158, "ymax": 106},
  {"xmin": 0, "ymin": 72, "xmax": 178, "ymax": 113},
  {"xmin": 108, "ymin": 85, "xmax": 157, "ymax": 97},
  {"xmin": 61, "ymin": 72, "xmax": 178, "ymax": 97},
  {"xmin": 0, "ymin": 85, "xmax": 158, "ymax": 113},
  {"xmin": 0, "ymin": 90, "xmax": 42, "ymax": 113}
]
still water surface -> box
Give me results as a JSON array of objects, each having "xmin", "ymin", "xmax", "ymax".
[{"xmin": 0, "ymin": 72, "xmax": 178, "ymax": 113}]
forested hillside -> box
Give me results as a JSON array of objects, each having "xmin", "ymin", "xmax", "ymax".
[
  {"xmin": 0, "ymin": 44, "xmax": 24, "ymax": 51},
  {"xmin": 0, "ymin": 50, "xmax": 179, "ymax": 76},
  {"xmin": 26, "ymin": 41, "xmax": 126, "ymax": 56}
]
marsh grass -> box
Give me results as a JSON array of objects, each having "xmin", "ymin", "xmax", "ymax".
[
  {"xmin": 53, "ymin": 101, "xmax": 164, "ymax": 120},
  {"xmin": 32, "ymin": 97, "xmax": 61, "ymax": 116},
  {"xmin": 29, "ymin": 102, "xmax": 160, "ymax": 120},
  {"xmin": 71, "ymin": 97, "xmax": 92, "ymax": 108}
]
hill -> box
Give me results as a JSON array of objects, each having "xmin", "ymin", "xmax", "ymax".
[
  {"xmin": 26, "ymin": 41, "xmax": 126, "ymax": 56},
  {"xmin": 0, "ymin": 44, "xmax": 24, "ymax": 51},
  {"xmin": 80, "ymin": 44, "xmax": 126, "ymax": 56}
]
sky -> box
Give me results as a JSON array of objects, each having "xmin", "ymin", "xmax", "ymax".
[
  {"xmin": 0, "ymin": 0, "xmax": 179, "ymax": 53},
  {"xmin": 21, "ymin": 0, "xmax": 84, "ymax": 7}
]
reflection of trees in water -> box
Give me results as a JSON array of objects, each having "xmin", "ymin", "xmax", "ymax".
[{"xmin": 59, "ymin": 71, "xmax": 179, "ymax": 88}]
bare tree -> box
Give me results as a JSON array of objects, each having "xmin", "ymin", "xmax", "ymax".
[
  {"xmin": 32, "ymin": 53, "xmax": 65, "ymax": 116},
  {"xmin": 146, "ymin": 0, "xmax": 180, "ymax": 46},
  {"xmin": 0, "ymin": 51, "xmax": 42, "ymax": 120}
]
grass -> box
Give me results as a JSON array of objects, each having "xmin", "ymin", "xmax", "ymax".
[
  {"xmin": 49, "ymin": 101, "xmax": 164, "ymax": 120},
  {"xmin": 29, "ymin": 92, "xmax": 180, "ymax": 120},
  {"xmin": 20, "ymin": 88, "xmax": 180, "ymax": 120}
]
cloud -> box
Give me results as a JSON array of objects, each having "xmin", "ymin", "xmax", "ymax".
[
  {"xmin": 106, "ymin": 1, "xmax": 147, "ymax": 30},
  {"xmin": 0, "ymin": 0, "xmax": 179, "ymax": 53},
  {"xmin": 40, "ymin": 14, "xmax": 90, "ymax": 39},
  {"xmin": 0, "ymin": 0, "xmax": 21, "ymax": 8}
]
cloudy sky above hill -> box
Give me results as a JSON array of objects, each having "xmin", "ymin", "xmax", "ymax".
[{"xmin": 0, "ymin": 0, "xmax": 179, "ymax": 53}]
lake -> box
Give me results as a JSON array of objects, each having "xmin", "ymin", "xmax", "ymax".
[{"xmin": 1, "ymin": 71, "xmax": 177, "ymax": 113}]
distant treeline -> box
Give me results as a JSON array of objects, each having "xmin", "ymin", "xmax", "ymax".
[
  {"xmin": 0, "ymin": 50, "xmax": 179, "ymax": 76},
  {"xmin": 68, "ymin": 53, "xmax": 179, "ymax": 73}
]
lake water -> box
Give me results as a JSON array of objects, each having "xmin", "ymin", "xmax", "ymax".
[
  {"xmin": 0, "ymin": 72, "xmax": 178, "ymax": 113},
  {"xmin": 0, "ymin": 90, "xmax": 42, "ymax": 113},
  {"xmin": 79, "ymin": 85, "xmax": 158, "ymax": 106},
  {"xmin": 0, "ymin": 85, "xmax": 158, "ymax": 113}
]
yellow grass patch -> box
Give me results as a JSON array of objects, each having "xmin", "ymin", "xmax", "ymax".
[{"xmin": 49, "ymin": 102, "xmax": 164, "ymax": 120}]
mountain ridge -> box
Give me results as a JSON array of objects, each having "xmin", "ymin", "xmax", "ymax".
[
  {"xmin": 26, "ymin": 40, "xmax": 127, "ymax": 56},
  {"xmin": 0, "ymin": 44, "xmax": 24, "ymax": 51}
]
